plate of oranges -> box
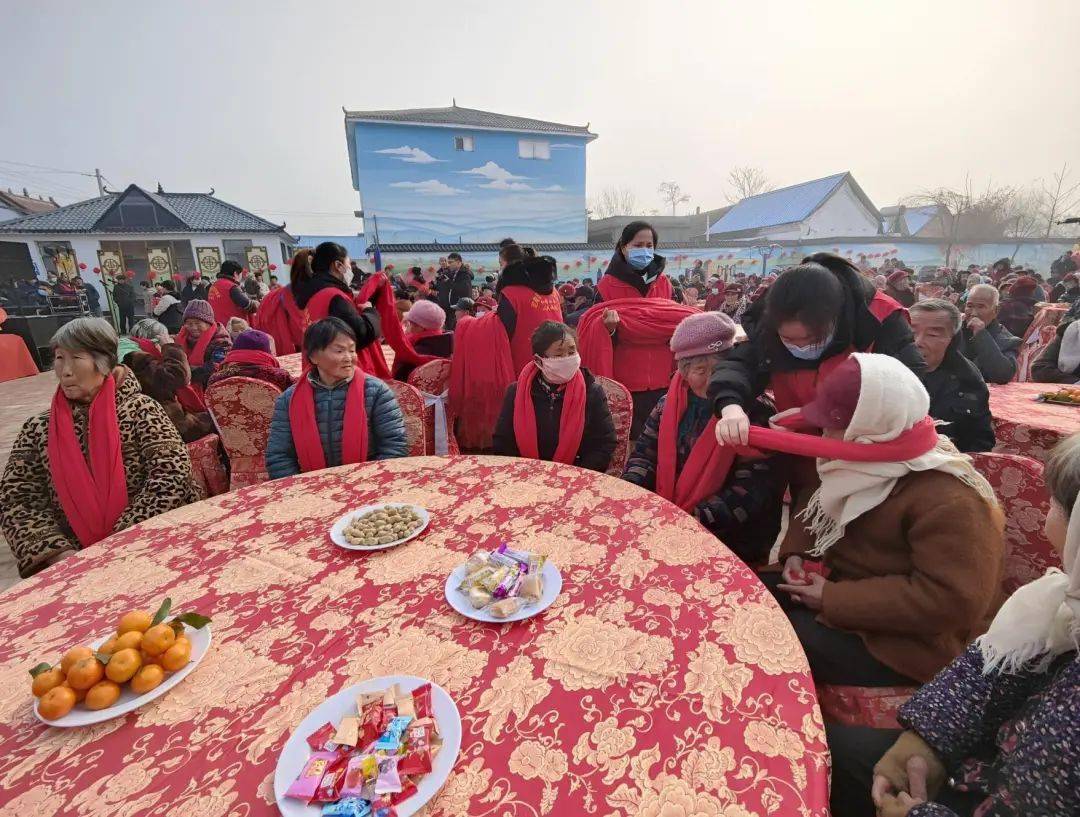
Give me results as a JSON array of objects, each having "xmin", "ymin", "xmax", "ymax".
[{"xmin": 30, "ymin": 598, "xmax": 212, "ymax": 727}]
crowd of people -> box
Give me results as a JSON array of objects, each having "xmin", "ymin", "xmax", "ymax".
[{"xmin": 2, "ymin": 225, "xmax": 1079, "ymax": 816}]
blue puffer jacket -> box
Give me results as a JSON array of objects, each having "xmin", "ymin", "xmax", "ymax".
[{"xmin": 265, "ymin": 372, "xmax": 407, "ymax": 478}]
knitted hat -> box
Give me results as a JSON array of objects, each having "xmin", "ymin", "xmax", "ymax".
[
  {"xmin": 801, "ymin": 357, "xmax": 861, "ymax": 429},
  {"xmin": 1009, "ymin": 275, "xmax": 1038, "ymax": 298},
  {"xmin": 182, "ymin": 299, "xmax": 214, "ymax": 325},
  {"xmin": 670, "ymin": 311, "xmax": 736, "ymax": 360},
  {"xmin": 886, "ymin": 268, "xmax": 909, "ymax": 285},
  {"xmin": 233, "ymin": 329, "xmax": 272, "ymax": 353},
  {"xmin": 403, "ymin": 299, "xmax": 445, "ymax": 330},
  {"xmin": 558, "ymin": 283, "xmax": 576, "ymax": 298}
]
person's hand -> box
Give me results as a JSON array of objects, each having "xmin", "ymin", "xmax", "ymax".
[
  {"xmin": 778, "ymin": 571, "xmax": 826, "ymax": 610},
  {"xmin": 876, "ymin": 791, "xmax": 923, "ymax": 817},
  {"xmin": 873, "ymin": 732, "xmax": 946, "ymax": 810},
  {"xmin": 602, "ymin": 309, "xmax": 619, "ymax": 332},
  {"xmin": 715, "ymin": 404, "xmax": 750, "ymax": 446},
  {"xmin": 780, "ymin": 555, "xmax": 807, "ymax": 585},
  {"xmin": 965, "ymin": 316, "xmax": 985, "ymax": 334},
  {"xmin": 769, "ymin": 407, "xmax": 801, "ymax": 431},
  {"xmin": 357, "ymin": 301, "xmax": 373, "ymax": 312}
]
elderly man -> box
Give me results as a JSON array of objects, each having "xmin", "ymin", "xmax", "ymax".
[
  {"xmin": 884, "ymin": 268, "xmax": 915, "ymax": 307},
  {"xmin": 910, "ymin": 299, "xmax": 995, "ymax": 452},
  {"xmin": 960, "ymin": 283, "xmax": 1020, "ymax": 384}
]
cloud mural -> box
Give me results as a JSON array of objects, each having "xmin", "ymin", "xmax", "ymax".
[
  {"xmin": 389, "ymin": 179, "xmax": 466, "ymax": 196},
  {"xmin": 374, "ymin": 146, "xmax": 444, "ymax": 164}
]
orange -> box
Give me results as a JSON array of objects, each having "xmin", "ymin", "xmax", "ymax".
[
  {"xmin": 104, "ymin": 648, "xmax": 142, "ymax": 683},
  {"xmin": 160, "ymin": 638, "xmax": 192, "ymax": 672},
  {"xmin": 84, "ymin": 680, "xmax": 122, "ymax": 710},
  {"xmin": 98, "ymin": 636, "xmax": 119, "ymax": 656},
  {"xmin": 129, "ymin": 664, "xmax": 165, "ymax": 695},
  {"xmin": 67, "ymin": 657, "xmax": 105, "ymax": 691},
  {"xmin": 60, "ymin": 680, "xmax": 87, "ymax": 703},
  {"xmin": 60, "ymin": 646, "xmax": 93, "ymax": 675},
  {"xmin": 38, "ymin": 685, "xmax": 77, "ymax": 720},
  {"xmin": 141, "ymin": 624, "xmax": 175, "ymax": 657},
  {"xmin": 113, "ymin": 631, "xmax": 143, "ymax": 652},
  {"xmin": 31, "ymin": 667, "xmax": 65, "ymax": 698},
  {"xmin": 139, "ymin": 648, "xmax": 162, "ymax": 667},
  {"xmin": 117, "ymin": 610, "xmax": 152, "ymax": 635}
]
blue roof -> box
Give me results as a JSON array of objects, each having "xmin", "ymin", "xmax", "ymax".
[
  {"xmin": 709, "ymin": 172, "xmax": 854, "ymax": 235},
  {"xmin": 295, "ymin": 234, "xmax": 367, "ymax": 259}
]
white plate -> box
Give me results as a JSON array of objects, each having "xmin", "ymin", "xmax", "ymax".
[
  {"xmin": 34, "ymin": 624, "xmax": 212, "ymax": 728},
  {"xmin": 274, "ymin": 675, "xmax": 461, "ymax": 817},
  {"xmin": 444, "ymin": 561, "xmax": 562, "ymax": 623},
  {"xmin": 329, "ymin": 504, "xmax": 430, "ymax": 551}
]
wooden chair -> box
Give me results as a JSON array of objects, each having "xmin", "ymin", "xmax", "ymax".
[
  {"xmin": 595, "ymin": 375, "xmax": 633, "ymax": 476},
  {"xmin": 205, "ymin": 377, "xmax": 282, "ymax": 490},
  {"xmin": 185, "ymin": 433, "xmax": 229, "ymax": 498},
  {"xmin": 406, "ymin": 359, "xmax": 459, "ymax": 455},
  {"xmin": 383, "ymin": 379, "xmax": 428, "ymax": 457}
]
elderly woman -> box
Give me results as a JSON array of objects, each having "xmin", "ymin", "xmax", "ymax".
[
  {"xmin": 207, "ymin": 329, "xmax": 293, "ymax": 392},
  {"xmin": 0, "ymin": 318, "xmax": 199, "ymax": 577},
  {"xmin": 623, "ymin": 312, "xmax": 783, "ymax": 564},
  {"xmin": 265, "ymin": 318, "xmax": 407, "ymax": 478},
  {"xmin": 175, "ymin": 299, "xmax": 232, "ymax": 387},
  {"xmin": 829, "ymin": 433, "xmax": 1080, "ymax": 817},
  {"xmin": 492, "ymin": 321, "xmax": 616, "ymax": 472}
]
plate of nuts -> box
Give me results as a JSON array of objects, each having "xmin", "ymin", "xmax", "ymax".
[{"xmin": 329, "ymin": 504, "xmax": 430, "ymax": 551}]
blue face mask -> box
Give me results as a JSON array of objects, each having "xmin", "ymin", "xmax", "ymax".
[
  {"xmin": 782, "ymin": 331, "xmax": 834, "ymax": 361},
  {"xmin": 626, "ymin": 247, "xmax": 654, "ymax": 270}
]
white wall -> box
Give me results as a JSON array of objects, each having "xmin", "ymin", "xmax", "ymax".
[{"xmin": 802, "ymin": 181, "xmax": 881, "ymax": 238}]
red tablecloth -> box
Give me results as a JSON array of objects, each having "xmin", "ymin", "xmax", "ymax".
[
  {"xmin": 989, "ymin": 382, "xmax": 1079, "ymax": 462},
  {"xmin": 0, "ymin": 456, "xmax": 829, "ymax": 816},
  {"xmin": 0, "ymin": 334, "xmax": 40, "ymax": 383}
]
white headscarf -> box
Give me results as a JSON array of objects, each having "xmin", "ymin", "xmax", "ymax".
[
  {"xmin": 799, "ymin": 353, "xmax": 998, "ymax": 556},
  {"xmin": 1057, "ymin": 320, "xmax": 1080, "ymax": 374},
  {"xmin": 978, "ymin": 489, "xmax": 1080, "ymax": 674}
]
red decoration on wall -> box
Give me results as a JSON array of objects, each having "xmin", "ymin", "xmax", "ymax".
[
  {"xmin": 125, "ymin": 269, "xmax": 135, "ymax": 279},
  {"xmin": 269, "ymin": 263, "xmax": 277, "ymax": 271},
  {"xmin": 147, "ymin": 270, "xmax": 157, "ymax": 282},
  {"xmin": 575, "ymin": 260, "xmax": 582, "ymax": 267},
  {"xmin": 589, "ymin": 256, "xmax": 597, "ymax": 262},
  {"xmin": 78, "ymin": 262, "xmax": 87, "ymax": 270},
  {"xmin": 172, "ymin": 273, "xmax": 182, "ymax": 282},
  {"xmin": 93, "ymin": 266, "xmax": 100, "ymax": 274},
  {"xmin": 563, "ymin": 264, "xmax": 570, "ymax": 271}
]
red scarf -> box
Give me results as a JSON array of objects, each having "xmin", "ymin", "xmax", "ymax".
[
  {"xmin": 404, "ymin": 327, "xmax": 445, "ymax": 345},
  {"xmin": 355, "ymin": 274, "xmax": 436, "ymax": 378},
  {"xmin": 448, "ymin": 313, "xmax": 515, "ymax": 450},
  {"xmin": 288, "ymin": 368, "xmax": 368, "ymax": 472},
  {"xmin": 512, "ymin": 363, "xmax": 586, "ymax": 464},
  {"xmin": 253, "ymin": 286, "xmax": 304, "ymax": 355},
  {"xmin": 47, "ymin": 375, "xmax": 129, "ymax": 547},
  {"xmin": 577, "ymin": 297, "xmax": 698, "ymax": 379},
  {"xmin": 176, "ymin": 325, "xmax": 219, "ymax": 366},
  {"xmin": 222, "ymin": 348, "xmax": 280, "ymax": 370},
  {"xmin": 131, "ymin": 337, "xmax": 206, "ymax": 413}
]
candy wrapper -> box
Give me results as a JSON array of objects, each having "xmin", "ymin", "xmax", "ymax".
[
  {"xmin": 411, "ymin": 684, "xmax": 433, "ymax": 720},
  {"xmin": 373, "ymin": 755, "xmax": 402, "ymax": 795},
  {"xmin": 340, "ymin": 754, "xmax": 379, "ymax": 799},
  {"xmin": 390, "ymin": 779, "xmax": 418, "ymax": 805},
  {"xmin": 454, "ymin": 546, "xmax": 550, "ymax": 616},
  {"xmin": 381, "ymin": 685, "xmax": 399, "ymax": 723},
  {"xmin": 373, "ymin": 715, "xmax": 413, "ymax": 753},
  {"xmin": 371, "ymin": 797, "xmax": 398, "ymax": 817},
  {"xmin": 357, "ymin": 693, "xmax": 384, "ymax": 748},
  {"xmin": 286, "ymin": 751, "xmax": 343, "ymax": 802},
  {"xmin": 322, "ymin": 797, "xmax": 372, "ymax": 817},
  {"xmin": 314, "ymin": 765, "xmax": 347, "ymax": 803},
  {"xmin": 307, "ymin": 722, "xmax": 338, "ymax": 751},
  {"xmin": 332, "ymin": 716, "xmax": 361, "ymax": 747}
]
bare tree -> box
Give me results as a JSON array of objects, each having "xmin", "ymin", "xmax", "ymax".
[
  {"xmin": 726, "ymin": 166, "xmax": 774, "ymax": 203},
  {"xmin": 589, "ymin": 186, "xmax": 640, "ymax": 219},
  {"xmin": 906, "ymin": 177, "xmax": 1022, "ymax": 266},
  {"xmin": 657, "ymin": 181, "xmax": 691, "ymax": 216},
  {"xmin": 1038, "ymin": 163, "xmax": 1080, "ymax": 238}
]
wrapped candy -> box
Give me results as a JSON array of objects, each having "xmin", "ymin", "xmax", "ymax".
[
  {"xmin": 519, "ymin": 571, "xmax": 543, "ymax": 601},
  {"xmin": 340, "ymin": 754, "xmax": 379, "ymax": 799},
  {"xmin": 381, "ymin": 685, "xmax": 399, "ymax": 723},
  {"xmin": 332, "ymin": 716, "xmax": 361, "ymax": 747},
  {"xmin": 286, "ymin": 751, "xmax": 341, "ymax": 802},
  {"xmin": 358, "ymin": 693, "xmax": 384, "ymax": 748},
  {"xmin": 371, "ymin": 797, "xmax": 398, "ymax": 817},
  {"xmin": 489, "ymin": 596, "xmax": 524, "ymax": 619},
  {"xmin": 374, "ymin": 715, "xmax": 413, "ymax": 752},
  {"xmin": 313, "ymin": 765, "xmax": 347, "ymax": 803},
  {"xmin": 390, "ymin": 779, "xmax": 418, "ymax": 805},
  {"xmin": 322, "ymin": 797, "xmax": 373, "ymax": 816},
  {"xmin": 462, "ymin": 551, "xmax": 488, "ymax": 575},
  {"xmin": 307, "ymin": 722, "xmax": 338, "ymax": 751},
  {"xmin": 373, "ymin": 755, "xmax": 402, "ymax": 795},
  {"xmin": 411, "ymin": 683, "xmax": 433, "ymax": 719},
  {"xmin": 467, "ymin": 587, "xmax": 492, "ymax": 609}
]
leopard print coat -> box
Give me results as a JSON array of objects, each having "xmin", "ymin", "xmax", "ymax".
[{"xmin": 0, "ymin": 367, "xmax": 201, "ymax": 578}]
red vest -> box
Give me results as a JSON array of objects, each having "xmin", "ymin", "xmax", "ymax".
[
  {"xmin": 304, "ymin": 286, "xmax": 349, "ymax": 324},
  {"xmin": 596, "ymin": 273, "xmax": 677, "ymax": 392},
  {"xmin": 208, "ymin": 278, "xmax": 246, "ymax": 325},
  {"xmin": 500, "ymin": 285, "xmax": 564, "ymax": 373}
]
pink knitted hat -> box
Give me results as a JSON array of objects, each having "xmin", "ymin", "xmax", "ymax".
[
  {"xmin": 670, "ymin": 311, "xmax": 736, "ymax": 361},
  {"xmin": 403, "ymin": 299, "xmax": 446, "ymax": 331}
]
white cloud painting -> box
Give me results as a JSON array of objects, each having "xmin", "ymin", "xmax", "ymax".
[
  {"xmin": 389, "ymin": 179, "xmax": 465, "ymax": 196},
  {"xmin": 374, "ymin": 146, "xmax": 444, "ymax": 164}
]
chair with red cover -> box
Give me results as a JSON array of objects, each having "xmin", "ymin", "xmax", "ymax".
[
  {"xmin": 406, "ymin": 359, "xmax": 459, "ymax": 455},
  {"xmin": 595, "ymin": 375, "xmax": 633, "ymax": 476},
  {"xmin": 817, "ymin": 451, "xmax": 1059, "ymax": 728},
  {"xmin": 185, "ymin": 433, "xmax": 229, "ymax": 497},
  {"xmin": 384, "ymin": 379, "xmax": 428, "ymax": 457},
  {"xmin": 1014, "ymin": 324, "xmax": 1057, "ymax": 382},
  {"xmin": 205, "ymin": 377, "xmax": 282, "ymax": 490}
]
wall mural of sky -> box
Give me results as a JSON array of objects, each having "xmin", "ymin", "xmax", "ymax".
[{"xmin": 351, "ymin": 122, "xmax": 589, "ymax": 244}]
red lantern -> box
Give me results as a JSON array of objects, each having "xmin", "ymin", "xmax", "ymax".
[
  {"xmin": 575, "ymin": 260, "xmax": 582, "ymax": 267},
  {"xmin": 172, "ymin": 273, "xmax": 182, "ymax": 282},
  {"xmin": 563, "ymin": 264, "xmax": 570, "ymax": 271},
  {"xmin": 602, "ymin": 260, "xmax": 609, "ymax": 266},
  {"xmin": 147, "ymin": 270, "xmax": 157, "ymax": 282},
  {"xmin": 269, "ymin": 263, "xmax": 277, "ymax": 271},
  {"xmin": 78, "ymin": 262, "xmax": 87, "ymax": 270},
  {"xmin": 93, "ymin": 266, "xmax": 100, "ymax": 274},
  {"xmin": 589, "ymin": 256, "xmax": 597, "ymax": 263},
  {"xmin": 125, "ymin": 269, "xmax": 135, "ymax": 279}
]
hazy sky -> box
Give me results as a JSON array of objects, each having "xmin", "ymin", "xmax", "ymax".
[{"xmin": 3, "ymin": 1, "xmax": 1078, "ymax": 236}]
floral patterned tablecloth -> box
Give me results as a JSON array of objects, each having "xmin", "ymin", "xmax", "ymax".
[
  {"xmin": 0, "ymin": 456, "xmax": 829, "ymax": 817},
  {"xmin": 989, "ymin": 382, "xmax": 1078, "ymax": 462}
]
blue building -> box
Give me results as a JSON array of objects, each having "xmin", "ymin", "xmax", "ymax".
[{"xmin": 344, "ymin": 104, "xmax": 596, "ymax": 245}]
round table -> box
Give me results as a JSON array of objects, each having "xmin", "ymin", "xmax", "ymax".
[
  {"xmin": 0, "ymin": 456, "xmax": 829, "ymax": 816},
  {"xmin": 989, "ymin": 382, "xmax": 1079, "ymax": 462}
]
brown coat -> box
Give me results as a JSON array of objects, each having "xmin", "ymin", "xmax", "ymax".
[
  {"xmin": 780, "ymin": 469, "xmax": 1004, "ymax": 683},
  {"xmin": 124, "ymin": 344, "xmax": 215, "ymax": 443}
]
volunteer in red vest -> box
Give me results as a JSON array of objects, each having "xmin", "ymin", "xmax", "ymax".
[
  {"xmin": 265, "ymin": 318, "xmax": 406, "ymax": 478},
  {"xmin": 208, "ymin": 260, "xmax": 259, "ymax": 326},
  {"xmin": 495, "ymin": 243, "xmax": 564, "ymax": 373},
  {"xmin": 174, "ymin": 299, "xmax": 232, "ymax": 388},
  {"xmin": 290, "ymin": 243, "xmax": 381, "ymax": 352},
  {"xmin": 711, "ymin": 252, "xmax": 924, "ymax": 449},
  {"xmin": 492, "ymin": 321, "xmax": 616, "ymax": 472},
  {"xmin": 255, "ymin": 250, "xmax": 312, "ymax": 356}
]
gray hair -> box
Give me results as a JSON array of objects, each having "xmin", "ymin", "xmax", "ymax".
[
  {"xmin": 910, "ymin": 298, "xmax": 962, "ymax": 334},
  {"xmin": 50, "ymin": 317, "xmax": 118, "ymax": 375},
  {"xmin": 968, "ymin": 283, "xmax": 1000, "ymax": 307},
  {"xmin": 130, "ymin": 318, "xmax": 168, "ymax": 341},
  {"xmin": 676, "ymin": 353, "xmax": 723, "ymax": 378},
  {"xmin": 1045, "ymin": 433, "xmax": 1080, "ymax": 512}
]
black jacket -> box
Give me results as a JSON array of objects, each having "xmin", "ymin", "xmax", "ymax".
[
  {"xmin": 998, "ymin": 295, "xmax": 1038, "ymax": 339},
  {"xmin": 292, "ymin": 271, "xmax": 381, "ymax": 349},
  {"xmin": 495, "ymin": 256, "xmax": 558, "ymax": 338},
  {"xmin": 923, "ymin": 337, "xmax": 995, "ymax": 453},
  {"xmin": 492, "ymin": 367, "xmax": 616, "ymax": 472},
  {"xmin": 112, "ymin": 281, "xmax": 135, "ymax": 308},
  {"xmin": 961, "ymin": 320, "xmax": 1020, "ymax": 384},
  {"xmin": 431, "ymin": 267, "xmax": 473, "ymax": 329},
  {"xmin": 1031, "ymin": 319, "xmax": 1080, "ymax": 384},
  {"xmin": 708, "ymin": 272, "xmax": 926, "ymax": 414}
]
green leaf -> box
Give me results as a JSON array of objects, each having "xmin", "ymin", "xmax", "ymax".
[
  {"xmin": 151, "ymin": 597, "xmax": 173, "ymax": 627},
  {"xmin": 172, "ymin": 612, "xmax": 212, "ymax": 630},
  {"xmin": 94, "ymin": 652, "xmax": 112, "ymax": 665},
  {"xmin": 29, "ymin": 662, "xmax": 52, "ymax": 678}
]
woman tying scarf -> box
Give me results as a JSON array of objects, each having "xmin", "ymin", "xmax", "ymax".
[
  {"xmin": 492, "ymin": 322, "xmax": 615, "ymax": 472},
  {"xmin": 265, "ymin": 318, "xmax": 406, "ymax": 478},
  {"xmin": 622, "ymin": 312, "xmax": 784, "ymax": 564},
  {"xmin": 829, "ymin": 433, "xmax": 1080, "ymax": 817},
  {"xmin": 0, "ymin": 318, "xmax": 199, "ymax": 578},
  {"xmin": 174, "ymin": 298, "xmax": 232, "ymax": 388}
]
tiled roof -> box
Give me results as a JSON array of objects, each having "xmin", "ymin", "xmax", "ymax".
[
  {"xmin": 0, "ymin": 184, "xmax": 291, "ymax": 236},
  {"xmin": 709, "ymin": 172, "xmax": 879, "ymax": 235},
  {"xmin": 0, "ymin": 188, "xmax": 59, "ymax": 217},
  {"xmin": 344, "ymin": 105, "xmax": 596, "ymax": 139}
]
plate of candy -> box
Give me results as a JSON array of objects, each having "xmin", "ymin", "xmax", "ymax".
[
  {"xmin": 274, "ymin": 676, "xmax": 460, "ymax": 816},
  {"xmin": 444, "ymin": 544, "xmax": 562, "ymax": 623}
]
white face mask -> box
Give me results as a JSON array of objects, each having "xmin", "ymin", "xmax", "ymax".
[
  {"xmin": 340, "ymin": 264, "xmax": 354, "ymax": 287},
  {"xmin": 536, "ymin": 353, "xmax": 581, "ymax": 385}
]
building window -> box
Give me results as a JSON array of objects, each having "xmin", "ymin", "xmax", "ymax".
[
  {"xmin": 222, "ymin": 239, "xmax": 253, "ymax": 268},
  {"xmin": 518, "ymin": 139, "xmax": 550, "ymax": 160},
  {"xmin": 36, "ymin": 241, "xmax": 80, "ymax": 281},
  {"xmin": 98, "ymin": 240, "xmax": 196, "ymax": 286},
  {"xmin": 454, "ymin": 135, "xmax": 474, "ymax": 152}
]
